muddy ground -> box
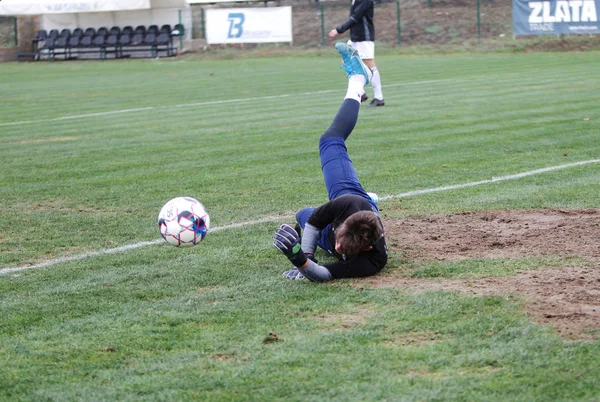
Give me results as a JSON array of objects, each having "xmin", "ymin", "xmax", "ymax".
[{"xmin": 368, "ymin": 209, "xmax": 600, "ymax": 340}]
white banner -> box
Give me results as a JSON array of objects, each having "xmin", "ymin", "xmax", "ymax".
[
  {"xmin": 206, "ymin": 7, "xmax": 292, "ymax": 44},
  {"xmin": 188, "ymin": 0, "xmax": 264, "ymax": 3},
  {"xmin": 0, "ymin": 0, "xmax": 151, "ymax": 15}
]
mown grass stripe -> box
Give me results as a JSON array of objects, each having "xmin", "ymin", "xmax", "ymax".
[{"xmin": 2, "ymin": 159, "xmax": 598, "ymax": 276}]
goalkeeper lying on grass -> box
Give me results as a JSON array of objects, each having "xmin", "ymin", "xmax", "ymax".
[{"xmin": 273, "ymin": 42, "xmax": 388, "ymax": 282}]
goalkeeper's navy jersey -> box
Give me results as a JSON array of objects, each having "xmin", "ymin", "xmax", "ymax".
[
  {"xmin": 307, "ymin": 194, "xmax": 387, "ymax": 279},
  {"xmin": 336, "ymin": 0, "xmax": 375, "ymax": 42}
]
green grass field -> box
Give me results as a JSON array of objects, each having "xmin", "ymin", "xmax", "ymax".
[{"xmin": 1, "ymin": 51, "xmax": 599, "ymax": 400}]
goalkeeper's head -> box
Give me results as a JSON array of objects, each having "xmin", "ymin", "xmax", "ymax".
[{"xmin": 334, "ymin": 211, "xmax": 383, "ymax": 256}]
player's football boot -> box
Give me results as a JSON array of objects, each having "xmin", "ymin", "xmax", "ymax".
[
  {"xmin": 361, "ymin": 93, "xmax": 369, "ymax": 103},
  {"xmin": 369, "ymin": 98, "xmax": 385, "ymax": 107},
  {"xmin": 335, "ymin": 42, "xmax": 372, "ymax": 85}
]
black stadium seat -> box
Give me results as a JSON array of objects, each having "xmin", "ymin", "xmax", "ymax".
[
  {"xmin": 156, "ymin": 32, "xmax": 176, "ymax": 57},
  {"xmin": 66, "ymin": 35, "xmax": 79, "ymax": 58},
  {"xmin": 106, "ymin": 34, "xmax": 118, "ymax": 45},
  {"xmin": 30, "ymin": 24, "xmax": 178, "ymax": 61},
  {"xmin": 143, "ymin": 32, "xmax": 158, "ymax": 57},
  {"xmin": 92, "ymin": 35, "xmax": 105, "ymax": 47},
  {"xmin": 105, "ymin": 34, "xmax": 119, "ymax": 58},
  {"xmin": 117, "ymin": 33, "xmax": 131, "ymax": 58},
  {"xmin": 96, "ymin": 27, "xmax": 109, "ymax": 37},
  {"xmin": 156, "ymin": 32, "xmax": 170, "ymax": 44},
  {"xmin": 118, "ymin": 33, "xmax": 131, "ymax": 46},
  {"xmin": 39, "ymin": 36, "xmax": 54, "ymax": 49},
  {"xmin": 130, "ymin": 32, "xmax": 144, "ymax": 46},
  {"xmin": 144, "ymin": 32, "xmax": 157, "ymax": 45},
  {"xmin": 30, "ymin": 30, "xmax": 48, "ymax": 59},
  {"xmin": 156, "ymin": 32, "xmax": 174, "ymax": 56},
  {"xmin": 55, "ymin": 36, "xmax": 67, "ymax": 46},
  {"xmin": 53, "ymin": 36, "xmax": 68, "ymax": 59},
  {"xmin": 134, "ymin": 25, "xmax": 146, "ymax": 35},
  {"xmin": 92, "ymin": 35, "xmax": 107, "ymax": 58},
  {"xmin": 38, "ymin": 36, "xmax": 55, "ymax": 59},
  {"xmin": 34, "ymin": 29, "xmax": 48, "ymax": 41},
  {"xmin": 78, "ymin": 35, "xmax": 92, "ymax": 48}
]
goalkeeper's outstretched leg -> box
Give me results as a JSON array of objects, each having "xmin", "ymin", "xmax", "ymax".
[{"xmin": 273, "ymin": 43, "xmax": 387, "ymax": 282}]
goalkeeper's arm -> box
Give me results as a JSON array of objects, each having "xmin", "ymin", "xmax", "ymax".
[
  {"xmin": 273, "ymin": 223, "xmax": 333, "ymax": 281},
  {"xmin": 298, "ymin": 259, "xmax": 333, "ymax": 282},
  {"xmin": 300, "ymin": 223, "xmax": 320, "ymax": 262},
  {"xmin": 297, "ymin": 223, "xmax": 333, "ymax": 281}
]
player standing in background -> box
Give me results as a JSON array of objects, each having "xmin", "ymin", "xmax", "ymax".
[
  {"xmin": 273, "ymin": 42, "xmax": 387, "ymax": 281},
  {"xmin": 328, "ymin": 0, "xmax": 385, "ymax": 107}
]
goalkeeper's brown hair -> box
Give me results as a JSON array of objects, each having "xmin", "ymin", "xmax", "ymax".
[{"xmin": 335, "ymin": 211, "xmax": 383, "ymax": 256}]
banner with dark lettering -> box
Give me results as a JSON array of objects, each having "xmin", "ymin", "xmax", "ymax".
[
  {"xmin": 205, "ymin": 7, "xmax": 292, "ymax": 44},
  {"xmin": 513, "ymin": 0, "xmax": 600, "ymax": 35}
]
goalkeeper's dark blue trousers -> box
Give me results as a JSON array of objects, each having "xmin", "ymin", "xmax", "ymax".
[{"xmin": 296, "ymin": 98, "xmax": 379, "ymax": 252}]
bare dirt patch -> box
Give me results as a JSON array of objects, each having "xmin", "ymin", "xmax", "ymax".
[
  {"xmin": 389, "ymin": 208, "xmax": 600, "ymax": 262},
  {"xmin": 371, "ymin": 209, "xmax": 600, "ymax": 339},
  {"xmin": 382, "ymin": 331, "xmax": 443, "ymax": 347},
  {"xmin": 315, "ymin": 306, "xmax": 371, "ymax": 328}
]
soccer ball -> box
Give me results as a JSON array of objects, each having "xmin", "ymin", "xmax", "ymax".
[{"xmin": 157, "ymin": 197, "xmax": 210, "ymax": 247}]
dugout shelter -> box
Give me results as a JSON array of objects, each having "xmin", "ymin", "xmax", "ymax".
[{"xmin": 0, "ymin": 0, "xmax": 192, "ymax": 60}]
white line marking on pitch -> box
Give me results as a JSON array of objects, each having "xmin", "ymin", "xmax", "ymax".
[
  {"xmin": 1, "ymin": 158, "xmax": 598, "ymax": 276},
  {"xmin": 0, "ymin": 216, "xmax": 294, "ymax": 276},
  {"xmin": 0, "ymin": 79, "xmax": 456, "ymax": 128},
  {"xmin": 380, "ymin": 159, "xmax": 600, "ymax": 199}
]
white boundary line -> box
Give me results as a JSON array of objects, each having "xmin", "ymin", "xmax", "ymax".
[
  {"xmin": 1, "ymin": 159, "xmax": 598, "ymax": 276},
  {"xmin": 0, "ymin": 79, "xmax": 454, "ymax": 129},
  {"xmin": 381, "ymin": 159, "xmax": 600, "ymax": 200}
]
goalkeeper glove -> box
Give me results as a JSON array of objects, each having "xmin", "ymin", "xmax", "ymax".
[{"xmin": 273, "ymin": 224, "xmax": 307, "ymax": 267}]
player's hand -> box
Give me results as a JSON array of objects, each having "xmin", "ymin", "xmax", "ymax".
[
  {"xmin": 274, "ymin": 224, "xmax": 308, "ymax": 267},
  {"xmin": 328, "ymin": 29, "xmax": 338, "ymax": 39}
]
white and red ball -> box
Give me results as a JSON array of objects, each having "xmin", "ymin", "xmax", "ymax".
[{"xmin": 158, "ymin": 197, "xmax": 210, "ymax": 247}]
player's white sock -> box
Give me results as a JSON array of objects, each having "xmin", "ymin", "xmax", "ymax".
[
  {"xmin": 371, "ymin": 67, "xmax": 384, "ymax": 100},
  {"xmin": 345, "ymin": 74, "xmax": 366, "ymax": 102}
]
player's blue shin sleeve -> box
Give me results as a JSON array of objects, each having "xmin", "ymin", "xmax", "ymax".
[
  {"xmin": 300, "ymin": 260, "xmax": 334, "ymax": 282},
  {"xmin": 301, "ymin": 223, "xmax": 320, "ymax": 255}
]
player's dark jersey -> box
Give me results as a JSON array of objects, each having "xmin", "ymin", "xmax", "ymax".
[
  {"xmin": 307, "ymin": 194, "xmax": 387, "ymax": 279},
  {"xmin": 336, "ymin": 0, "xmax": 375, "ymax": 42}
]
